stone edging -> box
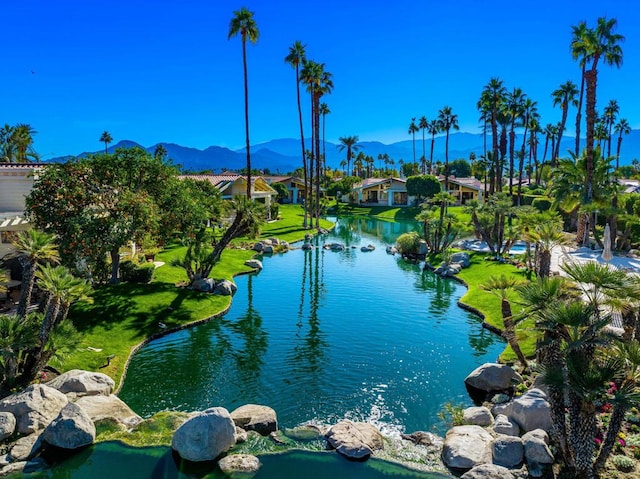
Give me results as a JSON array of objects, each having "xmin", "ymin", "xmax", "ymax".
[{"xmin": 114, "ymin": 268, "xmax": 258, "ymax": 395}]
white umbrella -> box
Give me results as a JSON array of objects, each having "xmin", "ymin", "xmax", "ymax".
[{"xmin": 602, "ymin": 223, "xmax": 613, "ymax": 263}]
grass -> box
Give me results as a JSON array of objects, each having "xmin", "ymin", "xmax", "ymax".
[
  {"xmin": 453, "ymin": 252, "xmax": 538, "ymax": 363},
  {"xmin": 63, "ymin": 204, "xmax": 332, "ymax": 389},
  {"xmin": 331, "ymin": 203, "xmax": 421, "ymax": 221}
]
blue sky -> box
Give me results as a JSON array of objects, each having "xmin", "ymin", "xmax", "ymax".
[{"xmin": 4, "ymin": 0, "xmax": 639, "ymax": 159}]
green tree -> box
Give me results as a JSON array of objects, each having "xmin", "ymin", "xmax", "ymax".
[
  {"xmin": 551, "ymin": 81, "xmax": 579, "ymax": 162},
  {"xmin": 228, "ymin": 6, "xmax": 259, "ymax": 199},
  {"xmin": 406, "ymin": 175, "xmax": 441, "ymax": 203},
  {"xmin": 419, "ymin": 116, "xmax": 428, "ymax": 173},
  {"xmin": 479, "ymin": 78, "xmax": 507, "ymax": 193},
  {"xmin": 426, "ymin": 120, "xmax": 440, "ymax": 174},
  {"xmin": 99, "ymin": 131, "xmax": 113, "ymax": 154},
  {"xmin": 448, "ymin": 159, "xmax": 471, "ymax": 178},
  {"xmin": 408, "ymin": 118, "xmax": 419, "ymax": 164},
  {"xmin": 437, "ymin": 106, "xmax": 459, "ymax": 188},
  {"xmin": 603, "ymin": 99, "xmax": 619, "ymax": 158},
  {"xmin": 614, "ymin": 118, "xmax": 630, "ymax": 170},
  {"xmin": 337, "ymin": 135, "xmax": 360, "ymax": 179}
]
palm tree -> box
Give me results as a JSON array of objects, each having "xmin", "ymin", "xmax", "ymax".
[
  {"xmin": 337, "ymin": 136, "xmax": 360, "ymax": 178},
  {"xmin": 319, "ymin": 102, "xmax": 330, "ymax": 179},
  {"xmin": 419, "ymin": 116, "xmax": 428, "ymax": 173},
  {"xmin": 228, "ymin": 6, "xmax": 260, "ymax": 199},
  {"xmin": 437, "ymin": 106, "xmax": 459, "ymax": 189},
  {"xmin": 614, "ymin": 118, "xmax": 630, "ymax": 169},
  {"xmin": 8, "ymin": 230, "xmax": 60, "ymax": 318},
  {"xmin": 99, "ymin": 131, "xmax": 113, "ymax": 154},
  {"xmin": 551, "ymin": 81, "xmax": 579, "ymax": 162},
  {"xmin": 571, "ymin": 20, "xmax": 590, "ymax": 156},
  {"xmin": 427, "ymin": 120, "xmax": 439, "ymax": 174},
  {"xmin": 11, "ymin": 124, "xmax": 39, "ymax": 163},
  {"xmin": 603, "ymin": 99, "xmax": 620, "ymax": 158},
  {"xmin": 506, "ymin": 88, "xmax": 525, "ymax": 196},
  {"xmin": 517, "ymin": 99, "xmax": 539, "ymax": 204},
  {"xmin": 339, "ymin": 159, "xmax": 347, "ymax": 176},
  {"xmin": 574, "ymin": 17, "xmax": 624, "ymax": 208},
  {"xmin": 480, "ymin": 275, "xmax": 528, "ymax": 369},
  {"xmin": 408, "ymin": 118, "xmax": 419, "ymax": 165},
  {"xmin": 479, "ymin": 78, "xmax": 507, "ymax": 193},
  {"xmin": 285, "ymin": 41, "xmax": 309, "ymax": 226},
  {"xmin": 527, "ymin": 220, "xmax": 568, "ymax": 277}
]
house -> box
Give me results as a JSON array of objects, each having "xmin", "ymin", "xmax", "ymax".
[
  {"xmin": 441, "ymin": 176, "xmax": 484, "ymax": 205},
  {"xmin": 179, "ymin": 173, "xmax": 277, "ymax": 214},
  {"xmin": 351, "ymin": 178, "xmax": 413, "ymax": 206},
  {"xmin": 0, "ymin": 163, "xmax": 44, "ymax": 258},
  {"xmin": 262, "ymin": 176, "xmax": 307, "ymax": 204}
]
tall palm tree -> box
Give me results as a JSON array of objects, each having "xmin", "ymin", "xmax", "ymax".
[
  {"xmin": 418, "ymin": 116, "xmax": 428, "ymax": 173},
  {"xmin": 506, "ymin": 88, "xmax": 525, "ymax": 196},
  {"xmin": 427, "ymin": 120, "xmax": 439, "ymax": 174},
  {"xmin": 99, "ymin": 131, "xmax": 113, "ymax": 154},
  {"xmin": 437, "ymin": 106, "xmax": 459, "ymax": 189},
  {"xmin": 408, "ymin": 118, "xmax": 419, "ymax": 165},
  {"xmin": 228, "ymin": 6, "xmax": 260, "ymax": 199},
  {"xmin": 337, "ymin": 136, "xmax": 360, "ymax": 178},
  {"xmin": 285, "ymin": 41, "xmax": 308, "ymax": 226},
  {"xmin": 319, "ymin": 102, "xmax": 330, "ymax": 179},
  {"xmin": 517, "ymin": 99, "xmax": 539, "ymax": 204},
  {"xmin": 571, "ymin": 21, "xmax": 590, "ymax": 156},
  {"xmin": 11, "ymin": 124, "xmax": 39, "ymax": 163},
  {"xmin": 573, "ymin": 17, "xmax": 624, "ymax": 210},
  {"xmin": 603, "ymin": 99, "xmax": 619, "ymax": 158},
  {"xmin": 614, "ymin": 118, "xmax": 631, "ymax": 170},
  {"xmin": 551, "ymin": 81, "xmax": 579, "ymax": 162},
  {"xmin": 479, "ymin": 78, "xmax": 507, "ymax": 193},
  {"xmin": 8, "ymin": 230, "xmax": 60, "ymax": 318}
]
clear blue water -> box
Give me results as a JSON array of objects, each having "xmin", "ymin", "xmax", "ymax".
[{"xmin": 39, "ymin": 216, "xmax": 503, "ymax": 478}]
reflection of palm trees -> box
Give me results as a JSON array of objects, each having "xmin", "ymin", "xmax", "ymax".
[{"xmin": 227, "ymin": 274, "xmax": 268, "ymax": 394}]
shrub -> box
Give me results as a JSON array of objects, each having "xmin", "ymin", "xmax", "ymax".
[
  {"xmin": 396, "ymin": 232, "xmax": 422, "ymax": 255},
  {"xmin": 120, "ymin": 260, "xmax": 155, "ymax": 283},
  {"xmin": 532, "ymin": 197, "xmax": 552, "ymax": 212},
  {"xmin": 611, "ymin": 454, "xmax": 634, "ymax": 472},
  {"xmin": 437, "ymin": 402, "xmax": 465, "ymax": 428}
]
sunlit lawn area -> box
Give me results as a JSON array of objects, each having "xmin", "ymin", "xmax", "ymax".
[
  {"xmin": 333, "ymin": 203, "xmax": 421, "ymax": 221},
  {"xmin": 64, "ymin": 204, "xmax": 332, "ymax": 388}
]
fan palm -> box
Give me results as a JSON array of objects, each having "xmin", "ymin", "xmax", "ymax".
[
  {"xmin": 551, "ymin": 81, "xmax": 579, "ymax": 162},
  {"xmin": 228, "ymin": 6, "xmax": 260, "ymax": 199},
  {"xmin": 99, "ymin": 131, "xmax": 113, "ymax": 154},
  {"xmin": 613, "ymin": 118, "xmax": 630, "ymax": 170},
  {"xmin": 437, "ymin": 106, "xmax": 459, "ymax": 188},
  {"xmin": 479, "ymin": 78, "xmax": 507, "ymax": 193},
  {"xmin": 602, "ymin": 99, "xmax": 619, "ymax": 158},
  {"xmin": 337, "ymin": 136, "xmax": 360, "ymax": 178},
  {"xmin": 408, "ymin": 118, "xmax": 419, "ymax": 164},
  {"xmin": 418, "ymin": 116, "xmax": 428, "ymax": 173},
  {"xmin": 426, "ymin": 120, "xmax": 439, "ymax": 174}
]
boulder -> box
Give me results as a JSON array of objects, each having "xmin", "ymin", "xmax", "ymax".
[
  {"xmin": 252, "ymin": 242, "xmax": 264, "ymax": 252},
  {"xmin": 268, "ymin": 237, "xmax": 280, "ymax": 246},
  {"xmin": 0, "ymin": 461, "xmax": 27, "ymax": 476},
  {"xmin": 464, "ymin": 363, "xmax": 523, "ymax": 398},
  {"xmin": 280, "ymin": 241, "xmax": 289, "ymax": 250},
  {"xmin": 460, "ymin": 463, "xmax": 516, "ymax": 479},
  {"xmin": 493, "ymin": 389, "xmax": 551, "ymax": 434},
  {"xmin": 214, "ymin": 280, "xmax": 237, "ymax": 296},
  {"xmin": 218, "ymin": 454, "xmax": 261, "ymax": 475},
  {"xmin": 0, "ymin": 384, "xmax": 68, "ymax": 435},
  {"xmin": 450, "ymin": 252, "xmax": 471, "ymax": 268},
  {"xmin": 462, "ymin": 407, "xmax": 494, "ymax": 427},
  {"xmin": 262, "ymin": 245, "xmax": 274, "ymax": 254},
  {"xmin": 325, "ymin": 420, "xmax": 384, "ymax": 460},
  {"xmin": 74, "ymin": 394, "xmax": 143, "ymax": 428},
  {"xmin": 360, "ymin": 245, "xmax": 375, "ymax": 252},
  {"xmin": 244, "ymin": 259, "xmax": 263, "ymax": 270},
  {"xmin": 230, "ymin": 404, "xmax": 277, "ymax": 436},
  {"xmin": 284, "ymin": 424, "xmax": 324, "ymax": 441},
  {"xmin": 301, "ymin": 243, "xmax": 314, "ymax": 250},
  {"xmin": 42, "ymin": 403, "xmax": 96, "ymax": 450},
  {"xmin": 235, "ymin": 426, "xmax": 248, "ymax": 443},
  {"xmin": 492, "ymin": 414, "xmax": 519, "ymax": 436},
  {"xmin": 442, "ymin": 425, "xmax": 493, "ymax": 470},
  {"xmin": 171, "ymin": 407, "xmax": 236, "ymax": 462},
  {"xmin": 401, "ymin": 431, "xmax": 442, "ymax": 447},
  {"xmin": 523, "ymin": 429, "xmax": 554, "ymax": 478},
  {"xmin": 417, "ymin": 240, "xmax": 428, "ymax": 255},
  {"xmin": 46, "ymin": 369, "xmax": 114, "ymax": 397},
  {"xmin": 9, "ymin": 434, "xmax": 42, "ymax": 461},
  {"xmin": 0, "ymin": 413, "xmax": 16, "ymax": 441},
  {"xmin": 386, "ymin": 246, "xmax": 398, "ymax": 255},
  {"xmin": 491, "ymin": 434, "xmax": 523, "ymax": 468},
  {"xmin": 192, "ymin": 278, "xmax": 213, "ymax": 293}
]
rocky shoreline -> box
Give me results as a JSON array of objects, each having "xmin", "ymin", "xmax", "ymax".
[{"xmin": 0, "ymin": 362, "xmax": 554, "ymax": 478}]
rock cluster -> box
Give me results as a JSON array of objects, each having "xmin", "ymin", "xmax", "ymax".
[
  {"xmin": 252, "ymin": 237, "xmax": 289, "ymax": 255},
  {"xmin": 192, "ymin": 278, "xmax": 238, "ymax": 296},
  {"xmin": 0, "ymin": 370, "xmax": 142, "ymax": 476},
  {"xmin": 433, "ymin": 251, "xmax": 471, "ymax": 277}
]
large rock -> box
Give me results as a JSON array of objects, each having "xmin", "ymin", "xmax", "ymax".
[
  {"xmin": 460, "ymin": 463, "xmax": 516, "ymax": 479},
  {"xmin": 450, "ymin": 252, "xmax": 471, "ymax": 268},
  {"xmin": 401, "ymin": 431, "xmax": 442, "ymax": 447},
  {"xmin": 230, "ymin": 404, "xmax": 277, "ymax": 436},
  {"xmin": 171, "ymin": 407, "xmax": 236, "ymax": 462},
  {"xmin": 442, "ymin": 425, "xmax": 493, "ymax": 470},
  {"xmin": 462, "ymin": 407, "xmax": 494, "ymax": 427},
  {"xmin": 218, "ymin": 454, "xmax": 261, "ymax": 475},
  {"xmin": 214, "ymin": 280, "xmax": 237, "ymax": 296},
  {"xmin": 0, "ymin": 384, "xmax": 68, "ymax": 435},
  {"xmin": 9, "ymin": 434, "xmax": 42, "ymax": 461},
  {"xmin": 464, "ymin": 363, "xmax": 523, "ymax": 394},
  {"xmin": 192, "ymin": 278, "xmax": 214, "ymax": 292},
  {"xmin": 493, "ymin": 389, "xmax": 551, "ymax": 434},
  {"xmin": 0, "ymin": 413, "xmax": 16, "ymax": 441},
  {"xmin": 523, "ymin": 429, "xmax": 554, "ymax": 478},
  {"xmin": 491, "ymin": 434, "xmax": 523, "ymax": 468},
  {"xmin": 492, "ymin": 414, "xmax": 519, "ymax": 436},
  {"xmin": 417, "ymin": 240, "xmax": 428, "ymax": 255},
  {"xmin": 325, "ymin": 420, "xmax": 384, "ymax": 460},
  {"xmin": 74, "ymin": 394, "xmax": 143, "ymax": 428},
  {"xmin": 47, "ymin": 369, "xmax": 114, "ymax": 397},
  {"xmin": 42, "ymin": 403, "xmax": 96, "ymax": 449},
  {"xmin": 245, "ymin": 259, "xmax": 263, "ymax": 270}
]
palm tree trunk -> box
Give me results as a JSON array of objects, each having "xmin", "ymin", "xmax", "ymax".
[
  {"xmin": 110, "ymin": 248, "xmax": 120, "ymax": 284},
  {"xmin": 17, "ymin": 262, "xmax": 35, "ymax": 318},
  {"xmin": 242, "ymin": 34, "xmax": 252, "ymax": 199},
  {"xmin": 584, "ymin": 68, "xmax": 597, "ymax": 204},
  {"xmin": 595, "ymin": 403, "xmax": 626, "ymax": 472},
  {"xmin": 556, "ymin": 106, "xmax": 568, "ymax": 161},
  {"xmin": 295, "ymin": 65, "xmax": 308, "ymax": 228},
  {"xmin": 575, "ymin": 64, "xmax": 586, "ymax": 156},
  {"xmin": 537, "ymin": 249, "xmax": 551, "ymax": 278},
  {"xmin": 501, "ymin": 299, "xmax": 528, "ymax": 369},
  {"xmin": 508, "ymin": 127, "xmax": 515, "ymax": 197},
  {"xmin": 568, "ymin": 391, "xmax": 597, "ymax": 479}
]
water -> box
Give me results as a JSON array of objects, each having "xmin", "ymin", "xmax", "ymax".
[
  {"xmin": 119, "ymin": 217, "xmax": 503, "ymax": 433},
  {"xmin": 42, "ymin": 216, "xmax": 504, "ymax": 478}
]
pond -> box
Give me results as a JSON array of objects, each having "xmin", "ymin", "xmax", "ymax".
[{"xmin": 41, "ymin": 216, "xmax": 504, "ymax": 477}]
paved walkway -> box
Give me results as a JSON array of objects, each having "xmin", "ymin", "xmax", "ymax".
[{"xmin": 549, "ymin": 245, "xmax": 640, "ymax": 276}]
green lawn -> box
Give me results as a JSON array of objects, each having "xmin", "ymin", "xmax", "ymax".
[
  {"xmin": 454, "ymin": 252, "xmax": 538, "ymax": 363},
  {"xmin": 64, "ymin": 204, "xmax": 333, "ymax": 389},
  {"xmin": 331, "ymin": 204, "xmax": 421, "ymax": 220}
]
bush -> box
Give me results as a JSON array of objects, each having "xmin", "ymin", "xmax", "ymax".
[
  {"xmin": 396, "ymin": 231, "xmax": 422, "ymax": 255},
  {"xmin": 120, "ymin": 260, "xmax": 155, "ymax": 283},
  {"xmin": 532, "ymin": 197, "xmax": 552, "ymax": 212},
  {"xmin": 611, "ymin": 454, "xmax": 635, "ymax": 472},
  {"xmin": 270, "ymin": 202, "xmax": 279, "ymax": 219}
]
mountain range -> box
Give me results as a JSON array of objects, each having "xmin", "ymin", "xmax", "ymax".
[{"xmin": 52, "ymin": 131, "xmax": 640, "ymax": 174}]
